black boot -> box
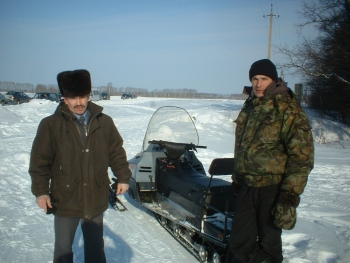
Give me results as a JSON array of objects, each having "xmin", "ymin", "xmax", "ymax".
[
  {"xmin": 261, "ymin": 257, "xmax": 274, "ymax": 263},
  {"xmin": 226, "ymin": 249, "xmax": 246, "ymax": 263}
]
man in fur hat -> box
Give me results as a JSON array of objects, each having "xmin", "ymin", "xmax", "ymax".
[
  {"xmin": 29, "ymin": 69, "xmax": 131, "ymax": 263},
  {"xmin": 227, "ymin": 59, "xmax": 314, "ymax": 263}
]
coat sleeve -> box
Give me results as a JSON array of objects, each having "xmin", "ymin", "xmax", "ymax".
[
  {"xmin": 28, "ymin": 118, "xmax": 55, "ymax": 197},
  {"xmin": 280, "ymin": 103, "xmax": 314, "ymax": 195},
  {"xmin": 108, "ymin": 118, "xmax": 132, "ymax": 184}
]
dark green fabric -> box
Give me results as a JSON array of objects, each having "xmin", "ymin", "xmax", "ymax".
[
  {"xmin": 273, "ymin": 203, "xmax": 297, "ymax": 230},
  {"xmin": 232, "ymin": 80, "xmax": 314, "ymax": 195},
  {"xmin": 29, "ymin": 101, "xmax": 131, "ymax": 219}
]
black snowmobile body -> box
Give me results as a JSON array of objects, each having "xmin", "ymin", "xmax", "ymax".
[{"xmin": 111, "ymin": 106, "xmax": 236, "ymax": 263}]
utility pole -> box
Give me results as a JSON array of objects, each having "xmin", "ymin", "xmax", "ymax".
[
  {"xmin": 280, "ymin": 69, "xmax": 285, "ymax": 80},
  {"xmin": 263, "ymin": 4, "xmax": 279, "ymax": 59}
]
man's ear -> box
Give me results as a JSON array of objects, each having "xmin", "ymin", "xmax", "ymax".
[{"xmin": 63, "ymin": 97, "xmax": 68, "ymax": 105}]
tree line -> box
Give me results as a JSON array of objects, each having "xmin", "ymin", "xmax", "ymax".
[{"xmin": 0, "ymin": 81, "xmax": 248, "ymax": 100}]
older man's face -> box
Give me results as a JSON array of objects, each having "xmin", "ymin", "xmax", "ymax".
[
  {"xmin": 251, "ymin": 75, "xmax": 274, "ymax": 97},
  {"xmin": 63, "ymin": 94, "xmax": 90, "ymax": 115}
]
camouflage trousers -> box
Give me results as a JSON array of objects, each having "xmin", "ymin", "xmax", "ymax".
[{"xmin": 229, "ymin": 184, "xmax": 283, "ymax": 263}]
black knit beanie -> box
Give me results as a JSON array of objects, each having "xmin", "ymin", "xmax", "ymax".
[{"xmin": 249, "ymin": 59, "xmax": 278, "ymax": 81}]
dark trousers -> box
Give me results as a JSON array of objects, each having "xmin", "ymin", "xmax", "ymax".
[
  {"xmin": 53, "ymin": 214, "xmax": 106, "ymax": 263},
  {"xmin": 228, "ymin": 184, "xmax": 283, "ymax": 263}
]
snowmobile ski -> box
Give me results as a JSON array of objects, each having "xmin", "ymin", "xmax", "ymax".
[
  {"xmin": 109, "ymin": 186, "xmax": 128, "ymax": 211},
  {"xmin": 110, "ymin": 194, "xmax": 128, "ymax": 211},
  {"xmin": 109, "ymin": 177, "xmax": 128, "ymax": 211},
  {"xmin": 113, "ymin": 196, "xmax": 128, "ymax": 211}
]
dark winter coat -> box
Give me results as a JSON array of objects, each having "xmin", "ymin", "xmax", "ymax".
[
  {"xmin": 232, "ymin": 79, "xmax": 314, "ymax": 195},
  {"xmin": 29, "ymin": 101, "xmax": 131, "ymax": 219}
]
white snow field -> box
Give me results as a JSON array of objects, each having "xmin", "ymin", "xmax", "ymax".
[{"xmin": 0, "ymin": 96, "xmax": 350, "ymax": 263}]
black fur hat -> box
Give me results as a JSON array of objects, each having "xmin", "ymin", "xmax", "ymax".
[
  {"xmin": 57, "ymin": 69, "xmax": 91, "ymax": 98},
  {"xmin": 249, "ymin": 59, "xmax": 278, "ymax": 81}
]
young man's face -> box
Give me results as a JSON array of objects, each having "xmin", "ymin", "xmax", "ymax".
[
  {"xmin": 251, "ymin": 75, "xmax": 274, "ymax": 97},
  {"xmin": 63, "ymin": 94, "xmax": 90, "ymax": 115}
]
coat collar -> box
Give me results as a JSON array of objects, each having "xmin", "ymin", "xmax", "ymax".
[
  {"xmin": 55, "ymin": 101, "xmax": 103, "ymax": 120},
  {"xmin": 243, "ymin": 78, "xmax": 289, "ymax": 99}
]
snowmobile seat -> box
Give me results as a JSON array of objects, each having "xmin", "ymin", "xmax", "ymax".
[
  {"xmin": 208, "ymin": 158, "xmax": 235, "ymax": 176},
  {"xmin": 156, "ymin": 158, "xmax": 233, "ymax": 213}
]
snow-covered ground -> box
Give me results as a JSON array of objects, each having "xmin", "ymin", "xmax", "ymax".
[{"xmin": 0, "ymin": 96, "xmax": 350, "ymax": 263}]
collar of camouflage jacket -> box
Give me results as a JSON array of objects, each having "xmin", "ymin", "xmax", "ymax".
[{"xmin": 243, "ymin": 78, "xmax": 289, "ymax": 99}]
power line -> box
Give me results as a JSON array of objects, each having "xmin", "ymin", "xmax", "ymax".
[
  {"xmin": 263, "ymin": 4, "xmax": 279, "ymax": 59},
  {"xmin": 273, "ymin": 0, "xmax": 282, "ymax": 47},
  {"xmin": 258, "ymin": 0, "xmax": 269, "ymax": 32}
]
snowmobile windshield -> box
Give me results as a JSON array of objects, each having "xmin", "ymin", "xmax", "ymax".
[{"xmin": 142, "ymin": 106, "xmax": 199, "ymax": 151}]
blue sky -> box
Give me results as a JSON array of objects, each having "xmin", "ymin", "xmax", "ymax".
[{"xmin": 0, "ymin": 0, "xmax": 314, "ymax": 94}]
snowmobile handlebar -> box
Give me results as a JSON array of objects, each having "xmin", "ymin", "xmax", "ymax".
[{"xmin": 148, "ymin": 140, "xmax": 206, "ymax": 160}]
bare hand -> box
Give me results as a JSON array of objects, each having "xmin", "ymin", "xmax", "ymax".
[
  {"xmin": 116, "ymin": 183, "xmax": 129, "ymax": 195},
  {"xmin": 36, "ymin": 195, "xmax": 52, "ymax": 213}
]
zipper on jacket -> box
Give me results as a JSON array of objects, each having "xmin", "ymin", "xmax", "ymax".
[
  {"xmin": 238, "ymin": 99, "xmax": 264, "ymax": 161},
  {"xmin": 73, "ymin": 122, "xmax": 86, "ymax": 145},
  {"xmin": 86, "ymin": 115, "xmax": 97, "ymax": 136},
  {"xmin": 238, "ymin": 100, "xmax": 254, "ymax": 150},
  {"xmin": 61, "ymin": 108, "xmax": 102, "ymax": 145},
  {"xmin": 83, "ymin": 126, "xmax": 87, "ymax": 136}
]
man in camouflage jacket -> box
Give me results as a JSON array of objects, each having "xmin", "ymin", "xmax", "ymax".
[{"xmin": 228, "ymin": 59, "xmax": 314, "ymax": 263}]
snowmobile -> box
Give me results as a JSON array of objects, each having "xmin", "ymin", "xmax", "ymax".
[{"xmin": 110, "ymin": 106, "xmax": 236, "ymax": 263}]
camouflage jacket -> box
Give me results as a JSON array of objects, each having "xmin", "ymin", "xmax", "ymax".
[{"xmin": 232, "ymin": 79, "xmax": 314, "ymax": 195}]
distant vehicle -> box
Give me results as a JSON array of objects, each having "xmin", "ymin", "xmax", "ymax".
[
  {"xmin": 101, "ymin": 92, "xmax": 110, "ymax": 100},
  {"xmin": 0, "ymin": 93, "xmax": 14, "ymax": 106},
  {"xmin": 0, "ymin": 93, "xmax": 5, "ymax": 106},
  {"xmin": 57, "ymin": 92, "xmax": 64, "ymax": 102},
  {"xmin": 90, "ymin": 89, "xmax": 101, "ymax": 101},
  {"xmin": 5, "ymin": 91, "xmax": 31, "ymax": 104},
  {"xmin": 33, "ymin": 92, "xmax": 60, "ymax": 102},
  {"xmin": 121, "ymin": 93, "xmax": 134, "ymax": 100}
]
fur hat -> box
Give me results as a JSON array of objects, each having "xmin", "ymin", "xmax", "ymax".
[
  {"xmin": 249, "ymin": 59, "xmax": 278, "ymax": 81},
  {"xmin": 57, "ymin": 69, "xmax": 91, "ymax": 98}
]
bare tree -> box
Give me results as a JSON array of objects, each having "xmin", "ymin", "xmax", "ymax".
[
  {"xmin": 36, "ymin": 84, "xmax": 48, "ymax": 92},
  {"xmin": 276, "ymin": 0, "xmax": 350, "ymax": 124}
]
